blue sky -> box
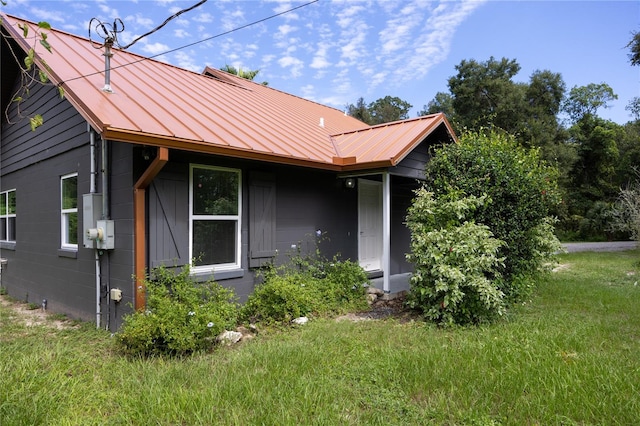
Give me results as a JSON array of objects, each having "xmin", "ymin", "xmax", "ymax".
[{"xmin": 4, "ymin": 0, "xmax": 639, "ymax": 124}]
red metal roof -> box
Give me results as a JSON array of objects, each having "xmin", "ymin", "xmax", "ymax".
[{"xmin": 2, "ymin": 14, "xmax": 455, "ymax": 171}]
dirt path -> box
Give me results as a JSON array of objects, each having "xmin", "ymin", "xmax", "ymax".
[{"xmin": 0, "ymin": 295, "xmax": 78, "ymax": 330}]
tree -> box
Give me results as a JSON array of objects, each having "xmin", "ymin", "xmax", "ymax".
[
  {"xmin": 367, "ymin": 96, "xmax": 412, "ymax": 125},
  {"xmin": 626, "ymin": 97, "xmax": 640, "ymax": 121},
  {"xmin": 345, "ymin": 97, "xmax": 372, "ymax": 124},
  {"xmin": 345, "ymin": 95, "xmax": 412, "ymax": 125},
  {"xmin": 417, "ymin": 91, "xmax": 457, "ymax": 131},
  {"xmin": 563, "ymin": 83, "xmax": 618, "ymax": 123},
  {"xmin": 1, "ymin": 17, "xmax": 61, "ymax": 130},
  {"xmin": 627, "ymin": 30, "xmax": 640, "ymax": 67},
  {"xmin": 220, "ymin": 64, "xmax": 268, "ymax": 86},
  {"xmin": 447, "ymin": 57, "xmax": 526, "ymax": 134}
]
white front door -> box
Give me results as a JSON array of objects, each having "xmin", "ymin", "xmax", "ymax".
[{"xmin": 358, "ymin": 179, "xmax": 383, "ymax": 271}]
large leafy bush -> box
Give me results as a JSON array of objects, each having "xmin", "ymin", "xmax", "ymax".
[
  {"xmin": 117, "ymin": 265, "xmax": 239, "ymax": 357},
  {"xmin": 406, "ymin": 190, "xmax": 506, "ymax": 325},
  {"xmin": 421, "ymin": 130, "xmax": 562, "ymax": 302}
]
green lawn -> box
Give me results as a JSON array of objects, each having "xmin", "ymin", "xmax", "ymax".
[{"xmin": 1, "ymin": 250, "xmax": 639, "ymax": 425}]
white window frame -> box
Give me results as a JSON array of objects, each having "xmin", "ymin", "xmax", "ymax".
[
  {"xmin": 60, "ymin": 173, "xmax": 78, "ymax": 250},
  {"xmin": 0, "ymin": 189, "xmax": 16, "ymax": 242},
  {"xmin": 189, "ymin": 164, "xmax": 242, "ymax": 273}
]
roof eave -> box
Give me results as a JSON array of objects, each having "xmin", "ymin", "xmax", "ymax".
[
  {"xmin": 389, "ymin": 114, "xmax": 457, "ymax": 166},
  {"xmin": 102, "ymin": 127, "xmax": 347, "ymax": 172}
]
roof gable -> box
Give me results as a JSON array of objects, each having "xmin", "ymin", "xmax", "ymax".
[{"xmin": 1, "ymin": 14, "xmax": 456, "ymax": 171}]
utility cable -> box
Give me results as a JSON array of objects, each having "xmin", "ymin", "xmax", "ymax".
[{"xmin": 61, "ymin": 0, "xmax": 319, "ymax": 86}]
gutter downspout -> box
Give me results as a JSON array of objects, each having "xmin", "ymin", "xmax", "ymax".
[{"xmin": 133, "ymin": 147, "xmax": 168, "ymax": 311}]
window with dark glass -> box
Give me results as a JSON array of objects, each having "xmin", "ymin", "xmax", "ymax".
[
  {"xmin": 0, "ymin": 189, "xmax": 16, "ymax": 242},
  {"xmin": 61, "ymin": 173, "xmax": 78, "ymax": 249},
  {"xmin": 190, "ymin": 165, "xmax": 241, "ymax": 271}
]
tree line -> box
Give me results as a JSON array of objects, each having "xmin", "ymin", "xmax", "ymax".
[{"xmin": 345, "ymin": 34, "xmax": 640, "ymax": 241}]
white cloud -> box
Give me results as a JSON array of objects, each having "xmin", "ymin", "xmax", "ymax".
[
  {"xmin": 193, "ymin": 13, "xmax": 214, "ymax": 23},
  {"xmin": 278, "ymin": 55, "xmax": 304, "ymax": 77},
  {"xmin": 399, "ymin": 0, "xmax": 487, "ymax": 81},
  {"xmin": 126, "ymin": 14, "xmax": 154, "ymax": 28},
  {"xmin": 141, "ymin": 41, "xmax": 171, "ymax": 55},
  {"xmin": 174, "ymin": 29, "xmax": 190, "ymax": 38},
  {"xmin": 277, "ymin": 24, "xmax": 297, "ymax": 37},
  {"xmin": 301, "ymin": 84, "xmax": 316, "ymax": 99},
  {"xmin": 272, "ymin": 2, "xmax": 300, "ymax": 21},
  {"xmin": 173, "ymin": 51, "xmax": 201, "ymax": 72},
  {"xmin": 310, "ymin": 42, "xmax": 331, "ymax": 69},
  {"xmin": 29, "ymin": 8, "xmax": 65, "ymax": 23},
  {"xmin": 221, "ymin": 8, "xmax": 245, "ymax": 31}
]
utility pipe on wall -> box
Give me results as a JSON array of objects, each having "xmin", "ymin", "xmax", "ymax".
[{"xmin": 89, "ymin": 126, "xmax": 101, "ymax": 329}]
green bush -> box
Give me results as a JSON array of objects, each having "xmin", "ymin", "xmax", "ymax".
[
  {"xmin": 241, "ymin": 273, "xmax": 322, "ymax": 324},
  {"xmin": 241, "ymin": 237, "xmax": 369, "ymax": 325},
  {"xmin": 406, "ymin": 190, "xmax": 506, "ymax": 325},
  {"xmin": 117, "ymin": 265, "xmax": 239, "ymax": 357},
  {"xmin": 422, "ymin": 130, "xmax": 562, "ymax": 302}
]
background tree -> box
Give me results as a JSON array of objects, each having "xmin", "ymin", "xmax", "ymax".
[
  {"xmin": 345, "ymin": 97, "xmax": 372, "ymax": 124},
  {"xmin": 626, "ymin": 30, "xmax": 640, "ymax": 66},
  {"xmin": 367, "ymin": 96, "xmax": 412, "ymax": 125},
  {"xmin": 562, "ymin": 83, "xmax": 618, "ymax": 122},
  {"xmin": 220, "ymin": 64, "xmax": 268, "ymax": 86},
  {"xmin": 346, "ymin": 95, "xmax": 412, "ymax": 125},
  {"xmin": 447, "ymin": 57, "xmax": 527, "ymax": 134}
]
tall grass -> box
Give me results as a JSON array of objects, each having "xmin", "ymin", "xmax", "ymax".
[{"xmin": 1, "ymin": 250, "xmax": 639, "ymax": 425}]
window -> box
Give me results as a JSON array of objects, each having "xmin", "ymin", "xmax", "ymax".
[
  {"xmin": 61, "ymin": 173, "xmax": 78, "ymax": 249},
  {"xmin": 190, "ymin": 165, "xmax": 241, "ymax": 272},
  {"xmin": 0, "ymin": 189, "xmax": 16, "ymax": 242}
]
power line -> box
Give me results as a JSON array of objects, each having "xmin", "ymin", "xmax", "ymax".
[{"xmin": 61, "ymin": 0, "xmax": 319, "ymax": 86}]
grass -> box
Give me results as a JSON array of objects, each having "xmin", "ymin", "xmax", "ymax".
[{"xmin": 1, "ymin": 250, "xmax": 639, "ymax": 425}]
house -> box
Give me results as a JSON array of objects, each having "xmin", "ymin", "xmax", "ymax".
[{"xmin": 0, "ymin": 14, "xmax": 456, "ymax": 330}]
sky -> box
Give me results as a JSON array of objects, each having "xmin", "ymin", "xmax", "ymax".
[{"xmin": 3, "ymin": 0, "xmax": 639, "ymax": 124}]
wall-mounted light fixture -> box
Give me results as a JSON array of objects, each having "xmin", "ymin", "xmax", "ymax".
[{"xmin": 344, "ymin": 178, "xmax": 356, "ymax": 189}]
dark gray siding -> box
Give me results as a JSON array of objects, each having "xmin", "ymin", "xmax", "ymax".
[
  {"xmin": 148, "ymin": 162, "xmax": 190, "ymax": 268},
  {"xmin": 1, "ymin": 81, "xmax": 137, "ymax": 329},
  {"xmin": 105, "ymin": 142, "xmax": 136, "ymax": 329},
  {"xmin": 390, "ymin": 122, "xmax": 454, "ymax": 179},
  {"xmin": 391, "ymin": 142, "xmax": 430, "ymax": 179},
  {"xmin": 0, "ymin": 83, "xmax": 97, "ymax": 320},
  {"xmin": 148, "ymin": 153, "xmax": 359, "ymax": 302},
  {"xmin": 390, "ymin": 176, "xmax": 419, "ymax": 275},
  {"xmin": 2, "ymin": 80, "xmax": 87, "ymax": 172}
]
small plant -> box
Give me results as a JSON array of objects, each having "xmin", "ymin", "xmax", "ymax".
[
  {"xmin": 117, "ymin": 265, "xmax": 239, "ymax": 357},
  {"xmin": 406, "ymin": 189, "xmax": 506, "ymax": 325},
  {"xmin": 241, "ymin": 234, "xmax": 369, "ymax": 325}
]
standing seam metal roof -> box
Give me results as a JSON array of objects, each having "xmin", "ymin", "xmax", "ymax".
[{"xmin": 2, "ymin": 14, "xmax": 456, "ymax": 171}]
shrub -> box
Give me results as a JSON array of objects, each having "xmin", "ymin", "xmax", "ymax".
[
  {"xmin": 241, "ymin": 273, "xmax": 322, "ymax": 324},
  {"xmin": 241, "ymin": 236, "xmax": 369, "ymax": 325},
  {"xmin": 422, "ymin": 130, "xmax": 562, "ymax": 302},
  {"xmin": 608, "ymin": 172, "xmax": 640, "ymax": 241},
  {"xmin": 406, "ymin": 189, "xmax": 506, "ymax": 325},
  {"xmin": 117, "ymin": 265, "xmax": 239, "ymax": 357}
]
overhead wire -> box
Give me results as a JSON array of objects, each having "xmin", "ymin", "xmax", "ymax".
[{"xmin": 59, "ymin": 0, "xmax": 319, "ymax": 86}]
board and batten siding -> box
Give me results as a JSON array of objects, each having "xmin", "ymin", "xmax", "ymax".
[{"xmin": 0, "ymin": 82, "xmax": 100, "ymax": 321}]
